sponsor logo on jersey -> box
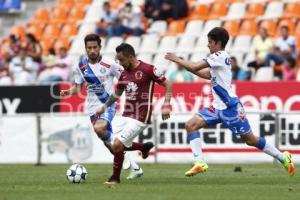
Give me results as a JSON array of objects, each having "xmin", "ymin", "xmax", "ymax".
[
  {"xmin": 126, "ymin": 82, "xmax": 138, "ymax": 100},
  {"xmin": 100, "ymin": 67, "xmax": 106, "ymax": 74}
]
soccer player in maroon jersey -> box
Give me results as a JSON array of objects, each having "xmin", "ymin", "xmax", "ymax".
[{"xmin": 96, "ymin": 43, "xmax": 172, "ymax": 186}]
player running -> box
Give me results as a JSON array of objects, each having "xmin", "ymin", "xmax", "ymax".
[
  {"xmin": 165, "ymin": 27, "xmax": 295, "ymax": 177},
  {"xmin": 60, "ymin": 34, "xmax": 149, "ymax": 179},
  {"xmin": 96, "ymin": 43, "xmax": 172, "ymax": 186}
]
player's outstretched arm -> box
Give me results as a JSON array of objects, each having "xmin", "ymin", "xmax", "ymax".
[
  {"xmin": 165, "ymin": 53, "xmax": 209, "ymax": 72},
  {"xmin": 60, "ymin": 83, "xmax": 83, "ymax": 97},
  {"xmin": 95, "ymin": 87, "xmax": 124, "ymax": 116},
  {"xmin": 159, "ymin": 80, "xmax": 172, "ymax": 120}
]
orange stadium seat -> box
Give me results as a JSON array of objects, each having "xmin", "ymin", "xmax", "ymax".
[
  {"xmin": 26, "ymin": 24, "xmax": 43, "ymax": 40},
  {"xmin": 209, "ymin": 2, "xmax": 228, "ymax": 19},
  {"xmin": 40, "ymin": 39, "xmax": 54, "ymax": 55},
  {"xmin": 9, "ymin": 25, "xmax": 26, "ymax": 39},
  {"xmin": 43, "ymin": 24, "xmax": 61, "ymax": 39},
  {"xmin": 166, "ymin": 20, "xmax": 186, "ymax": 36},
  {"xmin": 244, "ymin": 3, "xmax": 264, "ymax": 19},
  {"xmin": 51, "ymin": 7, "xmax": 68, "ymax": 24},
  {"xmin": 296, "ymin": 35, "xmax": 300, "ymax": 51},
  {"xmin": 239, "ymin": 19, "xmax": 257, "ymax": 36},
  {"xmin": 110, "ymin": 0, "xmax": 124, "ymax": 9},
  {"xmin": 222, "ymin": 20, "xmax": 240, "ymax": 36},
  {"xmin": 295, "ymin": 22, "xmax": 300, "ymax": 35},
  {"xmin": 77, "ymin": 0, "xmax": 92, "ymax": 5},
  {"xmin": 259, "ymin": 20, "xmax": 277, "ymax": 36},
  {"xmin": 31, "ymin": 8, "xmax": 50, "ymax": 24},
  {"xmin": 281, "ymin": 2, "xmax": 300, "ymax": 19},
  {"xmin": 67, "ymin": 6, "xmax": 85, "ymax": 23},
  {"xmin": 276, "ymin": 19, "xmax": 296, "ymax": 36},
  {"xmin": 54, "ymin": 38, "xmax": 70, "ymax": 50},
  {"xmin": 60, "ymin": 23, "xmax": 78, "ymax": 38},
  {"xmin": 58, "ymin": 0, "xmax": 74, "ymax": 6},
  {"xmin": 189, "ymin": 4, "xmax": 209, "ymax": 20}
]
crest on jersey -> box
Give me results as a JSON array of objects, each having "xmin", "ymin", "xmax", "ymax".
[
  {"xmin": 135, "ymin": 70, "xmax": 143, "ymax": 79},
  {"xmin": 100, "ymin": 67, "xmax": 106, "ymax": 74},
  {"xmin": 153, "ymin": 67, "xmax": 163, "ymax": 78}
]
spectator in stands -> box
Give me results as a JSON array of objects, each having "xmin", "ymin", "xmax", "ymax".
[
  {"xmin": 114, "ymin": 2, "xmax": 145, "ymax": 36},
  {"xmin": 38, "ymin": 47, "xmax": 72, "ymax": 84},
  {"xmin": 96, "ymin": 1, "xmax": 119, "ymax": 37},
  {"xmin": 0, "ymin": 58, "xmax": 12, "ymax": 85},
  {"xmin": 167, "ymin": 57, "xmax": 195, "ymax": 82},
  {"xmin": 8, "ymin": 47, "xmax": 39, "ymax": 85},
  {"xmin": 281, "ymin": 57, "xmax": 297, "ymax": 81},
  {"xmin": 231, "ymin": 56, "xmax": 250, "ymax": 80},
  {"xmin": 264, "ymin": 26, "xmax": 296, "ymax": 67},
  {"xmin": 247, "ymin": 27, "xmax": 273, "ymax": 71},
  {"xmin": 144, "ymin": 0, "xmax": 188, "ymax": 21},
  {"xmin": 23, "ymin": 33, "xmax": 42, "ymax": 64},
  {"xmin": 6, "ymin": 34, "xmax": 22, "ymax": 60}
]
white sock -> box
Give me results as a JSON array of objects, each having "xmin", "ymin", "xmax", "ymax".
[
  {"xmin": 190, "ymin": 137, "xmax": 204, "ymax": 163},
  {"xmin": 128, "ymin": 156, "xmax": 140, "ymax": 170},
  {"xmin": 263, "ymin": 142, "xmax": 283, "ymax": 162}
]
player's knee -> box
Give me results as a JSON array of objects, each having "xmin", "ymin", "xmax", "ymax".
[
  {"xmin": 185, "ymin": 121, "xmax": 196, "ymax": 133},
  {"xmin": 112, "ymin": 141, "xmax": 124, "ymax": 153},
  {"xmin": 93, "ymin": 126, "xmax": 107, "ymax": 140}
]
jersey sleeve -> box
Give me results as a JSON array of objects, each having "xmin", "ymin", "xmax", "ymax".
[
  {"xmin": 115, "ymin": 71, "xmax": 126, "ymax": 91},
  {"xmin": 110, "ymin": 62, "xmax": 122, "ymax": 79},
  {"xmin": 150, "ymin": 66, "xmax": 166, "ymax": 84},
  {"xmin": 203, "ymin": 53, "xmax": 222, "ymax": 68},
  {"xmin": 73, "ymin": 65, "xmax": 84, "ymax": 84}
]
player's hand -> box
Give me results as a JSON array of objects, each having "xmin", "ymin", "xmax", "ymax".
[
  {"xmin": 60, "ymin": 90, "xmax": 70, "ymax": 97},
  {"xmin": 161, "ymin": 103, "xmax": 171, "ymax": 120},
  {"xmin": 165, "ymin": 53, "xmax": 179, "ymax": 63},
  {"xmin": 95, "ymin": 106, "xmax": 106, "ymax": 117}
]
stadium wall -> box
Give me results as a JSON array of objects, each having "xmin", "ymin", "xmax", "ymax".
[{"xmin": 0, "ymin": 82, "xmax": 300, "ymax": 164}]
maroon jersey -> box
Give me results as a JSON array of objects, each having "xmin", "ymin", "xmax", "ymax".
[{"xmin": 116, "ymin": 60, "xmax": 166, "ymax": 124}]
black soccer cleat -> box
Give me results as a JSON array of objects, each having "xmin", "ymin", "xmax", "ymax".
[{"xmin": 141, "ymin": 142, "xmax": 154, "ymax": 159}]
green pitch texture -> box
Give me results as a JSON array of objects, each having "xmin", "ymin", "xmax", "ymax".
[{"xmin": 0, "ymin": 164, "xmax": 299, "ymax": 200}]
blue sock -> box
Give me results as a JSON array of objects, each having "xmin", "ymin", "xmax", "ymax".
[
  {"xmin": 255, "ymin": 137, "xmax": 266, "ymax": 150},
  {"xmin": 187, "ymin": 131, "xmax": 200, "ymax": 142}
]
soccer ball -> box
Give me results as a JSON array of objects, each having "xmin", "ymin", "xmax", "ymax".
[{"xmin": 66, "ymin": 164, "xmax": 88, "ymax": 183}]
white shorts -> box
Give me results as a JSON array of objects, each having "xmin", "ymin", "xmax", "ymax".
[{"xmin": 113, "ymin": 116, "xmax": 147, "ymax": 148}]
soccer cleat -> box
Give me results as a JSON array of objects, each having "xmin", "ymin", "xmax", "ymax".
[
  {"xmin": 103, "ymin": 176, "xmax": 120, "ymax": 187},
  {"xmin": 122, "ymin": 152, "xmax": 131, "ymax": 170},
  {"xmin": 282, "ymin": 151, "xmax": 295, "ymax": 177},
  {"xmin": 127, "ymin": 168, "xmax": 143, "ymax": 180},
  {"xmin": 141, "ymin": 142, "xmax": 154, "ymax": 159},
  {"xmin": 185, "ymin": 161, "xmax": 208, "ymax": 177}
]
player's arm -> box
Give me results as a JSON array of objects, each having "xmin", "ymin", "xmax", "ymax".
[
  {"xmin": 165, "ymin": 53, "xmax": 210, "ymax": 79},
  {"xmin": 158, "ymin": 80, "xmax": 172, "ymax": 120},
  {"xmin": 60, "ymin": 83, "xmax": 83, "ymax": 97},
  {"xmin": 95, "ymin": 87, "xmax": 125, "ymax": 116},
  {"xmin": 194, "ymin": 68, "xmax": 211, "ymax": 80}
]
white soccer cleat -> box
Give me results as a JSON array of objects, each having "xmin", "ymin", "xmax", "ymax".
[{"xmin": 126, "ymin": 168, "xmax": 143, "ymax": 180}]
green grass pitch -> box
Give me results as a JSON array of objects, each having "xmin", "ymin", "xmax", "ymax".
[{"xmin": 0, "ymin": 164, "xmax": 299, "ymax": 200}]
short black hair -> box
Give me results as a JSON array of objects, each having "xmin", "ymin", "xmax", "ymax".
[
  {"xmin": 207, "ymin": 27, "xmax": 229, "ymax": 49},
  {"xmin": 281, "ymin": 25, "xmax": 289, "ymax": 32},
  {"xmin": 116, "ymin": 43, "xmax": 135, "ymax": 57},
  {"xmin": 84, "ymin": 34, "xmax": 101, "ymax": 46}
]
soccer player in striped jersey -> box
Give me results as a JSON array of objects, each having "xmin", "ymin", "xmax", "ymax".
[
  {"xmin": 96, "ymin": 43, "xmax": 172, "ymax": 186},
  {"xmin": 60, "ymin": 34, "xmax": 151, "ymax": 180},
  {"xmin": 165, "ymin": 27, "xmax": 295, "ymax": 177}
]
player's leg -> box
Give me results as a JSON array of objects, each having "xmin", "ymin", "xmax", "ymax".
[
  {"xmin": 241, "ymin": 132, "xmax": 295, "ymax": 176},
  {"xmin": 104, "ymin": 118, "xmax": 147, "ymax": 185},
  {"xmin": 184, "ymin": 108, "xmax": 221, "ymax": 176},
  {"xmin": 222, "ymin": 102, "xmax": 295, "ymax": 176}
]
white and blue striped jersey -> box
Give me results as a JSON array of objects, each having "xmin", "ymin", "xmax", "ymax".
[
  {"xmin": 203, "ymin": 51, "xmax": 239, "ymax": 110},
  {"xmin": 74, "ymin": 57, "xmax": 121, "ymax": 116}
]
